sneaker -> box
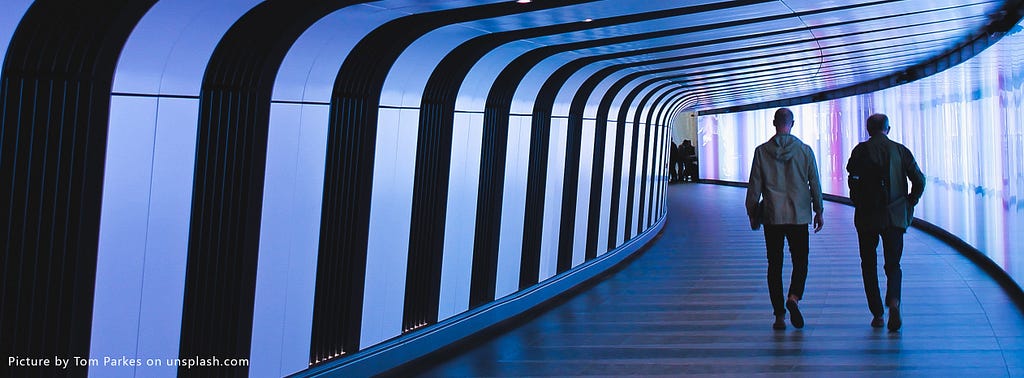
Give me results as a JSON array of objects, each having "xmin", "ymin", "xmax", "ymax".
[
  {"xmin": 786, "ymin": 299, "xmax": 804, "ymax": 328},
  {"xmin": 870, "ymin": 316, "xmax": 884, "ymax": 328},
  {"xmin": 888, "ymin": 305, "xmax": 901, "ymax": 332}
]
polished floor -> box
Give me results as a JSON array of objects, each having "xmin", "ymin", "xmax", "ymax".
[{"xmin": 397, "ymin": 183, "xmax": 1024, "ymax": 377}]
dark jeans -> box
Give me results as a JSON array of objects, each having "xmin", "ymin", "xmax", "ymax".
[
  {"xmin": 764, "ymin": 224, "xmax": 809, "ymax": 316},
  {"xmin": 857, "ymin": 226, "xmax": 904, "ymax": 316}
]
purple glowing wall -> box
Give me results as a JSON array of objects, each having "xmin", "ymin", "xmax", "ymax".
[{"xmin": 697, "ymin": 26, "xmax": 1024, "ymax": 287}]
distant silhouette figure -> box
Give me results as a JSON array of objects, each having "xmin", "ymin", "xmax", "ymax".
[
  {"xmin": 846, "ymin": 113, "xmax": 925, "ymax": 332},
  {"xmin": 745, "ymin": 108, "xmax": 824, "ymax": 330},
  {"xmin": 669, "ymin": 141, "xmax": 681, "ymax": 182},
  {"xmin": 680, "ymin": 139, "xmax": 697, "ymax": 182}
]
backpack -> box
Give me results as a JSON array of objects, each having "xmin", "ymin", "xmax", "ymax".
[{"xmin": 849, "ymin": 158, "xmax": 889, "ymax": 210}]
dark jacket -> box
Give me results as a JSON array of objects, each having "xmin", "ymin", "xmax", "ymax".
[
  {"xmin": 846, "ymin": 134, "xmax": 925, "ymax": 230},
  {"xmin": 680, "ymin": 143, "xmax": 696, "ymax": 163}
]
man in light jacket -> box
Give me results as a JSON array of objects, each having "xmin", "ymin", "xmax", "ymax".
[
  {"xmin": 746, "ymin": 108, "xmax": 825, "ymax": 330},
  {"xmin": 846, "ymin": 113, "xmax": 925, "ymax": 332}
]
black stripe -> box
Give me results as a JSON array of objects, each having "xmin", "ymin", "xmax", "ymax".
[
  {"xmin": 644, "ymin": 90, "xmax": 680, "ymax": 227},
  {"xmin": 654, "ymin": 95, "xmax": 687, "ymax": 216},
  {"xmin": 312, "ymin": 1, "xmax": 465, "ymax": 359},
  {"xmin": 173, "ymin": 2, "xmax": 372, "ymax": 375},
  {"xmin": 633, "ymin": 83, "xmax": 675, "ymax": 234},
  {"xmin": 0, "ymin": 2, "xmax": 155, "ymax": 377},
  {"xmin": 507, "ymin": 0, "xmax": 795, "ymax": 288},
  {"xmin": 404, "ymin": 0, "xmax": 599, "ymax": 326}
]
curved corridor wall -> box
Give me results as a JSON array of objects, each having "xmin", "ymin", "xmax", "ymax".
[
  {"xmin": 696, "ymin": 24, "xmax": 1024, "ymax": 290},
  {"xmin": 0, "ymin": 2, "xmax": 673, "ymax": 378}
]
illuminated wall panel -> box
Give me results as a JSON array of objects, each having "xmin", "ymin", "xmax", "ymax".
[
  {"xmin": 630, "ymin": 126, "xmax": 648, "ymax": 238},
  {"xmin": 616, "ymin": 122, "xmax": 635, "ymax": 247},
  {"xmin": 272, "ymin": 7, "xmax": 395, "ymax": 103},
  {"xmin": 698, "ymin": 27, "xmax": 1024, "ymax": 287},
  {"xmin": 92, "ymin": 96, "xmax": 158, "ymax": 378},
  {"xmin": 112, "ymin": 0, "xmax": 260, "ymax": 95},
  {"xmin": 573, "ymin": 120, "xmax": 597, "ymax": 266},
  {"xmin": 251, "ymin": 103, "xmax": 329, "ymax": 377},
  {"xmin": 597, "ymin": 122, "xmax": 618, "ymax": 255},
  {"xmin": 496, "ymin": 115, "xmax": 533, "ymax": 299},
  {"xmin": 361, "ymin": 108, "xmax": 418, "ymax": 348},
  {"xmin": 439, "ymin": 112, "xmax": 484, "ymax": 321},
  {"xmin": 540, "ymin": 117, "xmax": 570, "ymax": 282},
  {"xmin": 93, "ymin": 96, "xmax": 198, "ymax": 378},
  {"xmin": 455, "ymin": 41, "xmax": 538, "ymax": 112},
  {"xmin": 381, "ymin": 27, "xmax": 482, "ymax": 108}
]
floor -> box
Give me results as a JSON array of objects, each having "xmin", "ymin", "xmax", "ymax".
[{"xmin": 398, "ymin": 183, "xmax": 1024, "ymax": 377}]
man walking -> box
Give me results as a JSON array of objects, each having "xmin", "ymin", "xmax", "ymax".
[
  {"xmin": 746, "ymin": 108, "xmax": 825, "ymax": 330},
  {"xmin": 847, "ymin": 113, "xmax": 925, "ymax": 332}
]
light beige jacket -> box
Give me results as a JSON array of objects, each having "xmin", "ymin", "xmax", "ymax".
[{"xmin": 745, "ymin": 133, "xmax": 823, "ymax": 225}]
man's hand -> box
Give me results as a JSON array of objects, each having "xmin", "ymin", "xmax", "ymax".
[
  {"xmin": 812, "ymin": 212, "xmax": 824, "ymax": 233},
  {"xmin": 750, "ymin": 217, "xmax": 760, "ymax": 231}
]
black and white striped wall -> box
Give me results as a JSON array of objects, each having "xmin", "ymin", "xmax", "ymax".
[{"xmin": 0, "ymin": 1, "xmax": 686, "ymax": 377}]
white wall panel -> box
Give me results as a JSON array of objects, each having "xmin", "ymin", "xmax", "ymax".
[
  {"xmin": 251, "ymin": 103, "xmax": 329, "ymax": 377},
  {"xmin": 539, "ymin": 118, "xmax": 569, "ymax": 281},
  {"xmin": 454, "ymin": 40, "xmax": 536, "ymax": 112},
  {"xmin": 93, "ymin": 97, "xmax": 198, "ymax": 378},
  {"xmin": 572, "ymin": 120, "xmax": 596, "ymax": 266},
  {"xmin": 548, "ymin": 54, "xmax": 592, "ymax": 118},
  {"xmin": 510, "ymin": 58, "xmax": 566, "ymax": 115},
  {"xmin": 636, "ymin": 88, "xmax": 665, "ymax": 130},
  {"xmin": 658, "ymin": 127, "xmax": 669, "ymax": 218},
  {"xmin": 642, "ymin": 126, "xmax": 655, "ymax": 229},
  {"xmin": 381, "ymin": 27, "xmax": 486, "ymax": 108},
  {"xmin": 113, "ymin": 0, "xmax": 261, "ymax": 95},
  {"xmin": 495, "ymin": 115, "xmax": 532, "ymax": 298},
  {"xmin": 609, "ymin": 80, "xmax": 643, "ymax": 124},
  {"xmin": 616, "ymin": 122, "xmax": 634, "ymax": 247},
  {"xmin": 597, "ymin": 122, "xmax": 617, "ymax": 255},
  {"xmin": 92, "ymin": 97, "xmax": 157, "ymax": 378},
  {"xmin": 584, "ymin": 69, "xmax": 631, "ymax": 119},
  {"xmin": 439, "ymin": 112, "xmax": 484, "ymax": 321},
  {"xmin": 630, "ymin": 126, "xmax": 648, "ymax": 239},
  {"xmin": 361, "ymin": 108, "xmax": 418, "ymax": 348},
  {"xmin": 273, "ymin": 5, "xmax": 399, "ymax": 103},
  {"xmin": 623, "ymin": 83, "xmax": 653, "ymax": 123},
  {"xmin": 131, "ymin": 98, "xmax": 198, "ymax": 376},
  {"xmin": 648, "ymin": 126, "xmax": 662, "ymax": 227}
]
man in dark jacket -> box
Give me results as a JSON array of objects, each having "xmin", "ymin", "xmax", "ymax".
[
  {"xmin": 746, "ymin": 108, "xmax": 824, "ymax": 330},
  {"xmin": 846, "ymin": 113, "xmax": 925, "ymax": 332},
  {"xmin": 680, "ymin": 140, "xmax": 697, "ymax": 181}
]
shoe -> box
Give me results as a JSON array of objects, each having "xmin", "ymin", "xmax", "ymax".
[
  {"xmin": 786, "ymin": 299, "xmax": 804, "ymax": 328},
  {"xmin": 871, "ymin": 316, "xmax": 884, "ymax": 328},
  {"xmin": 773, "ymin": 317, "xmax": 786, "ymax": 330},
  {"xmin": 888, "ymin": 305, "xmax": 901, "ymax": 332}
]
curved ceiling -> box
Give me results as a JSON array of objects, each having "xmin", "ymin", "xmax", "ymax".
[{"xmin": 375, "ymin": 0, "xmax": 1018, "ymax": 112}]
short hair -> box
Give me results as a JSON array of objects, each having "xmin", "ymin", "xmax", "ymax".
[
  {"xmin": 773, "ymin": 108, "xmax": 794, "ymax": 127},
  {"xmin": 866, "ymin": 113, "xmax": 889, "ymax": 135}
]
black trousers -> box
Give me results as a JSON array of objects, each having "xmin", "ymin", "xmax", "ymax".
[
  {"xmin": 764, "ymin": 224, "xmax": 809, "ymax": 316},
  {"xmin": 857, "ymin": 226, "xmax": 904, "ymax": 316},
  {"xmin": 669, "ymin": 159, "xmax": 680, "ymax": 181}
]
